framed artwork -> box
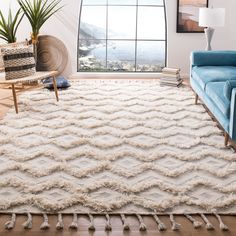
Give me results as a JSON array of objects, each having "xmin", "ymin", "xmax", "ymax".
[{"xmin": 177, "ymin": 0, "xmax": 209, "ymax": 33}]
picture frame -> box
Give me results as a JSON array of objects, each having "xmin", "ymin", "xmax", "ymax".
[{"xmin": 177, "ymin": 0, "xmax": 209, "ymax": 33}]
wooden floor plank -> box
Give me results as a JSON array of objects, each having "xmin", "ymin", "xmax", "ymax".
[{"xmin": 0, "ymin": 214, "xmax": 235, "ymax": 236}]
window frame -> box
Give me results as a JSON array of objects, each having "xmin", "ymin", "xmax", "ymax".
[{"xmin": 77, "ymin": 0, "xmax": 167, "ymax": 73}]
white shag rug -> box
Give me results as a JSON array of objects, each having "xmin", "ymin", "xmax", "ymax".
[{"xmin": 0, "ymin": 80, "xmax": 236, "ymax": 214}]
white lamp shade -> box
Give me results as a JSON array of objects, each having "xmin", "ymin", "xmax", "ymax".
[{"xmin": 199, "ymin": 8, "xmax": 225, "ymax": 27}]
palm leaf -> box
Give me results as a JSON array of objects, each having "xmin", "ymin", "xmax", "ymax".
[
  {"xmin": 0, "ymin": 8, "xmax": 24, "ymax": 43},
  {"xmin": 18, "ymin": 0, "xmax": 63, "ymax": 38},
  {"xmin": 18, "ymin": 0, "xmax": 34, "ymax": 24},
  {"xmin": 0, "ymin": 11, "xmax": 8, "ymax": 29},
  {"xmin": 13, "ymin": 9, "xmax": 24, "ymax": 36}
]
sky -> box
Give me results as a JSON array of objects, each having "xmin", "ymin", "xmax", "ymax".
[{"xmin": 81, "ymin": 5, "xmax": 166, "ymax": 40}]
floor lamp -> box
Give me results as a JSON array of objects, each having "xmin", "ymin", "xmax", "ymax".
[{"xmin": 199, "ymin": 8, "xmax": 225, "ymax": 51}]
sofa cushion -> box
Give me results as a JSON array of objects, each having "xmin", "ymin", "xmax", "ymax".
[
  {"xmin": 205, "ymin": 82, "xmax": 230, "ymax": 118},
  {"xmin": 192, "ymin": 66, "xmax": 236, "ymax": 91},
  {"xmin": 191, "ymin": 51, "xmax": 236, "ymax": 67},
  {"xmin": 224, "ymin": 80, "xmax": 236, "ymax": 101}
]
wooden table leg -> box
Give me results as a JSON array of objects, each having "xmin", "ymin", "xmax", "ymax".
[
  {"xmin": 11, "ymin": 84, "xmax": 18, "ymax": 114},
  {"xmin": 52, "ymin": 76, "xmax": 59, "ymax": 102}
]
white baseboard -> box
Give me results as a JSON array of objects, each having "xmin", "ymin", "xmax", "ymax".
[{"xmin": 69, "ymin": 72, "xmax": 190, "ymax": 80}]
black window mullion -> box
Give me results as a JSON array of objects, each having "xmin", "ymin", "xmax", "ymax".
[
  {"xmin": 134, "ymin": 0, "xmax": 138, "ymax": 72},
  {"xmin": 106, "ymin": 0, "xmax": 108, "ymax": 71}
]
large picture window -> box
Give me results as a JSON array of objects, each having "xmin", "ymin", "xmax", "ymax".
[{"xmin": 78, "ymin": 0, "xmax": 167, "ymax": 72}]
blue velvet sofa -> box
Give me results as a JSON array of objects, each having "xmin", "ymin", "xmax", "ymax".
[{"xmin": 190, "ymin": 51, "xmax": 236, "ymax": 145}]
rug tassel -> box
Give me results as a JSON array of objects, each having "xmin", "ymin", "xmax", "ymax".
[
  {"xmin": 153, "ymin": 214, "xmax": 166, "ymax": 231},
  {"xmin": 136, "ymin": 214, "xmax": 147, "ymax": 231},
  {"xmin": 170, "ymin": 214, "xmax": 181, "ymax": 231},
  {"xmin": 22, "ymin": 212, "xmax": 32, "ymax": 229},
  {"xmin": 88, "ymin": 214, "xmax": 95, "ymax": 231},
  {"xmin": 184, "ymin": 214, "xmax": 202, "ymax": 228},
  {"xmin": 56, "ymin": 213, "xmax": 64, "ymax": 230},
  {"xmin": 105, "ymin": 214, "xmax": 112, "ymax": 231},
  {"xmin": 200, "ymin": 214, "xmax": 214, "ymax": 230},
  {"xmin": 212, "ymin": 211, "xmax": 229, "ymax": 231},
  {"xmin": 5, "ymin": 213, "xmax": 16, "ymax": 230},
  {"xmin": 69, "ymin": 213, "xmax": 78, "ymax": 230},
  {"xmin": 40, "ymin": 213, "xmax": 50, "ymax": 230},
  {"xmin": 120, "ymin": 214, "xmax": 130, "ymax": 231}
]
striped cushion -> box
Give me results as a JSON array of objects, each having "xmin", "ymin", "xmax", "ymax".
[
  {"xmin": 0, "ymin": 41, "xmax": 28, "ymax": 72},
  {"xmin": 1, "ymin": 45, "xmax": 36, "ymax": 80}
]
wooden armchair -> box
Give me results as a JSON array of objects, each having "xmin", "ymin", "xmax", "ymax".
[
  {"xmin": 0, "ymin": 41, "xmax": 59, "ymax": 114},
  {"xmin": 0, "ymin": 71, "xmax": 59, "ymax": 114}
]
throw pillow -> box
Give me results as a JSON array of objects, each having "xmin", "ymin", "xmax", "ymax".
[
  {"xmin": 43, "ymin": 76, "xmax": 71, "ymax": 90},
  {"xmin": 1, "ymin": 45, "xmax": 36, "ymax": 80}
]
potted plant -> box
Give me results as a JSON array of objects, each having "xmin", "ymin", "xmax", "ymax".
[
  {"xmin": 0, "ymin": 8, "xmax": 24, "ymax": 43},
  {"xmin": 17, "ymin": 0, "xmax": 63, "ymax": 62}
]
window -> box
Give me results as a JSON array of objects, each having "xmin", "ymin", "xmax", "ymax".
[{"xmin": 78, "ymin": 0, "xmax": 166, "ymax": 72}]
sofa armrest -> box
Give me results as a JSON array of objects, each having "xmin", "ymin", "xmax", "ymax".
[
  {"xmin": 229, "ymin": 88, "xmax": 236, "ymax": 140},
  {"xmin": 191, "ymin": 51, "xmax": 236, "ymax": 67},
  {"xmin": 224, "ymin": 80, "xmax": 236, "ymax": 101}
]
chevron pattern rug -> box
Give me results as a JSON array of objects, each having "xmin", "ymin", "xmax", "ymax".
[{"xmin": 0, "ymin": 80, "xmax": 236, "ymax": 216}]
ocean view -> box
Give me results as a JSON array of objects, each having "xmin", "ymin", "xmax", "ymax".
[
  {"xmin": 91, "ymin": 41, "xmax": 165, "ymax": 64},
  {"xmin": 79, "ymin": 40, "xmax": 165, "ymax": 72}
]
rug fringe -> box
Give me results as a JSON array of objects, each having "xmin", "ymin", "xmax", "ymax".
[
  {"xmin": 200, "ymin": 213, "xmax": 214, "ymax": 230},
  {"xmin": 56, "ymin": 213, "xmax": 64, "ymax": 230},
  {"xmin": 184, "ymin": 214, "xmax": 202, "ymax": 228},
  {"xmin": 153, "ymin": 214, "xmax": 167, "ymax": 231},
  {"xmin": 4, "ymin": 213, "xmax": 16, "ymax": 230},
  {"xmin": 22, "ymin": 212, "xmax": 32, "ymax": 229},
  {"xmin": 69, "ymin": 213, "xmax": 78, "ymax": 230},
  {"xmin": 170, "ymin": 214, "xmax": 181, "ymax": 231},
  {"xmin": 40, "ymin": 213, "xmax": 50, "ymax": 230},
  {"xmin": 105, "ymin": 213, "xmax": 112, "ymax": 231},
  {"xmin": 88, "ymin": 213, "xmax": 95, "ymax": 231},
  {"xmin": 120, "ymin": 214, "xmax": 130, "ymax": 231},
  {"xmin": 212, "ymin": 210, "xmax": 229, "ymax": 231},
  {"xmin": 136, "ymin": 214, "xmax": 147, "ymax": 231},
  {"xmin": 1, "ymin": 212, "xmax": 232, "ymax": 231}
]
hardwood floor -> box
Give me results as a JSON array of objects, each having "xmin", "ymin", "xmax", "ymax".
[
  {"xmin": 0, "ymin": 81, "xmax": 236, "ymax": 235},
  {"xmin": 0, "ymin": 84, "xmax": 42, "ymax": 119},
  {"xmin": 0, "ymin": 87, "xmax": 14, "ymax": 119},
  {"xmin": 0, "ymin": 214, "xmax": 236, "ymax": 236}
]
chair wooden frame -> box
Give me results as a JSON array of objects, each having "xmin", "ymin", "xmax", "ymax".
[{"xmin": 0, "ymin": 71, "xmax": 59, "ymax": 114}]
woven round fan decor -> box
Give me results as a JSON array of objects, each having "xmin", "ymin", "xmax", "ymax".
[{"xmin": 36, "ymin": 35, "xmax": 68, "ymax": 74}]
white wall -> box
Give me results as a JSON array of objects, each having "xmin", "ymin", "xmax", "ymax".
[
  {"xmin": 0, "ymin": 0, "xmax": 80, "ymax": 76},
  {"xmin": 1, "ymin": 0, "xmax": 236, "ymax": 76},
  {"xmin": 166, "ymin": 0, "xmax": 236, "ymax": 75}
]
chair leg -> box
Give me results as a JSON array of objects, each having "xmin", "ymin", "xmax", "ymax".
[
  {"xmin": 11, "ymin": 84, "xmax": 18, "ymax": 114},
  {"xmin": 195, "ymin": 94, "xmax": 199, "ymax": 105},
  {"xmin": 224, "ymin": 132, "xmax": 229, "ymax": 146},
  {"xmin": 52, "ymin": 76, "xmax": 59, "ymax": 102}
]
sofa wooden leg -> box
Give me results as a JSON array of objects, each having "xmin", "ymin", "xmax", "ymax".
[
  {"xmin": 195, "ymin": 94, "xmax": 199, "ymax": 105},
  {"xmin": 224, "ymin": 132, "xmax": 229, "ymax": 146}
]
